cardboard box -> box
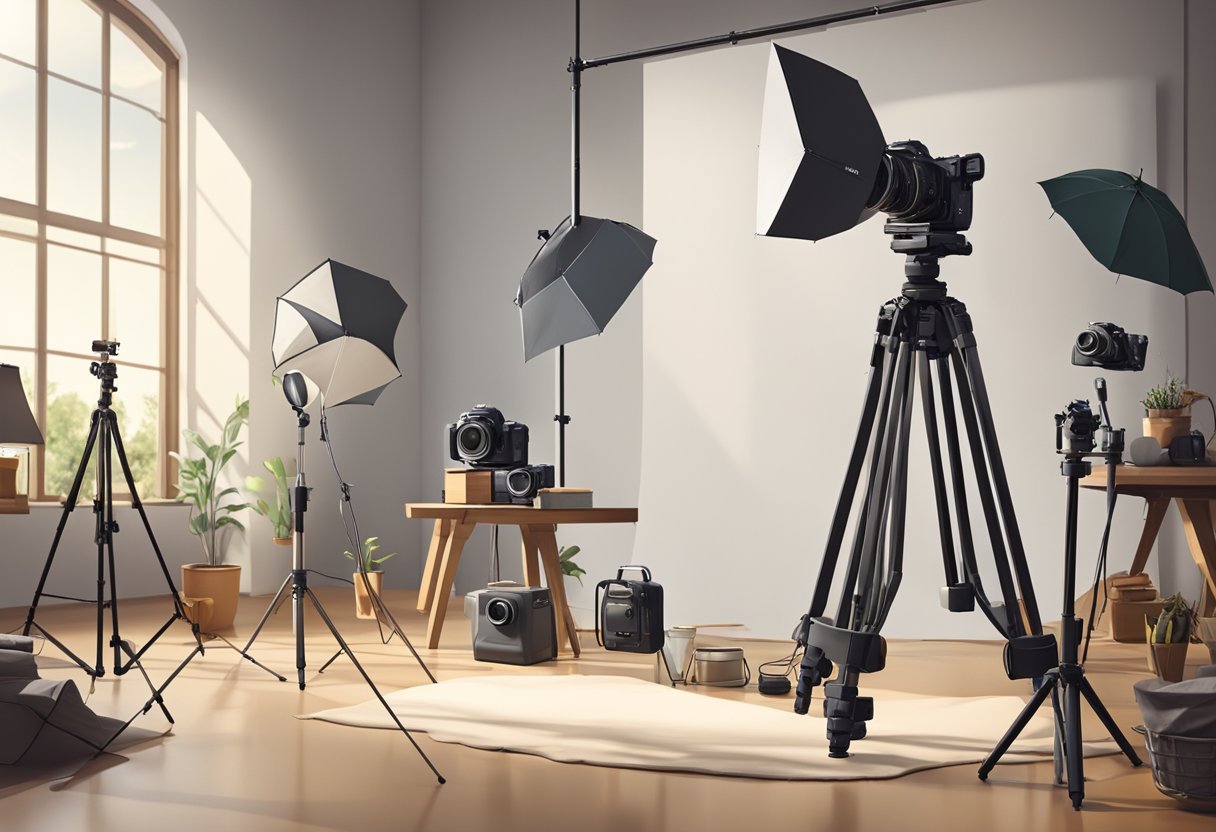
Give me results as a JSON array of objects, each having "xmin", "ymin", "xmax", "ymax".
[
  {"xmin": 444, "ymin": 468, "xmax": 493, "ymax": 504},
  {"xmin": 1108, "ymin": 597, "xmax": 1166, "ymax": 643}
]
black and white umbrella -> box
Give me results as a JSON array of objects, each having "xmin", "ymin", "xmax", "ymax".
[
  {"xmin": 271, "ymin": 259, "xmax": 406, "ymax": 407},
  {"xmin": 515, "ymin": 215, "xmax": 657, "ymax": 362},
  {"xmin": 756, "ymin": 44, "xmax": 886, "ymax": 241}
]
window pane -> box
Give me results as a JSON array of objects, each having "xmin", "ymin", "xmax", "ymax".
[
  {"xmin": 106, "ymin": 237, "xmax": 161, "ymax": 264},
  {"xmin": 109, "ymin": 363, "xmax": 160, "ymax": 497},
  {"xmin": 47, "ymin": 224, "xmax": 101, "ymax": 250},
  {"xmin": 45, "ymin": 352, "xmax": 99, "ymax": 500},
  {"xmin": 110, "ymin": 99, "xmax": 162, "ymax": 234},
  {"xmin": 47, "ymin": 244, "xmax": 102, "ymax": 352},
  {"xmin": 48, "ymin": 78, "xmax": 102, "ymax": 220},
  {"xmin": 0, "ymin": 0, "xmax": 37, "ymax": 65},
  {"xmin": 0, "ymin": 61, "xmax": 36, "ymax": 204},
  {"xmin": 0, "ymin": 235, "xmax": 36, "ymax": 348},
  {"xmin": 108, "ymin": 258, "xmax": 160, "ymax": 366},
  {"xmin": 48, "ymin": 0, "xmax": 101, "ymax": 88},
  {"xmin": 110, "ymin": 19, "xmax": 162, "ymax": 114}
]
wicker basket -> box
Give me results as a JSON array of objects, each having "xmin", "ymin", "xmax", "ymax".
[{"xmin": 1136, "ymin": 726, "xmax": 1216, "ymax": 811}]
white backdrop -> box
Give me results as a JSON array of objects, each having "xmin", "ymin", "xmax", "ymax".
[{"xmin": 636, "ymin": 0, "xmax": 1188, "ymax": 639}]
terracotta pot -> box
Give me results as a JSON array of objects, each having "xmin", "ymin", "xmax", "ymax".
[
  {"xmin": 180, "ymin": 564, "xmax": 242, "ymax": 632},
  {"xmin": 353, "ymin": 570, "xmax": 384, "ymax": 620},
  {"xmin": 1143, "ymin": 409, "xmax": 1190, "ymax": 449},
  {"xmin": 272, "ymin": 536, "xmax": 292, "ymax": 546},
  {"xmin": 1147, "ymin": 641, "xmax": 1189, "ymax": 683}
]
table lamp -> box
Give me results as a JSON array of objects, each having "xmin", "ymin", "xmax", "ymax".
[{"xmin": 0, "ymin": 363, "xmax": 44, "ymax": 514}]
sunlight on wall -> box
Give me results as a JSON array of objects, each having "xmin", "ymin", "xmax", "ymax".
[{"xmin": 189, "ymin": 111, "xmax": 253, "ymax": 585}]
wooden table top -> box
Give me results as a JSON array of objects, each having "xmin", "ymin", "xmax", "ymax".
[
  {"xmin": 405, "ymin": 503, "xmax": 638, "ymax": 524},
  {"xmin": 1081, "ymin": 464, "xmax": 1216, "ymax": 491}
]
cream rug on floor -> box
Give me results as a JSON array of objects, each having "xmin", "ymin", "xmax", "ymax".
[{"xmin": 301, "ymin": 675, "xmax": 1117, "ymax": 780}]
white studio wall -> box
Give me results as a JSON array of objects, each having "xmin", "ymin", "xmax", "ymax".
[{"xmin": 638, "ymin": 0, "xmax": 1195, "ymax": 639}]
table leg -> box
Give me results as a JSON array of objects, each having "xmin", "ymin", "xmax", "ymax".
[
  {"xmin": 530, "ymin": 524, "xmax": 580, "ymax": 657},
  {"xmin": 417, "ymin": 519, "xmax": 452, "ymax": 613},
  {"xmin": 427, "ymin": 521, "xmax": 473, "ymax": 649},
  {"xmin": 1174, "ymin": 499, "xmax": 1216, "ymax": 604},
  {"xmin": 1129, "ymin": 497, "xmax": 1170, "ymax": 577},
  {"xmin": 519, "ymin": 526, "xmax": 542, "ymax": 587}
]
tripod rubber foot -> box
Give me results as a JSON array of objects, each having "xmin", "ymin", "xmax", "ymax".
[
  {"xmin": 438, "ymin": 775, "xmax": 447, "ymax": 785},
  {"xmin": 828, "ymin": 749, "xmax": 849, "ymax": 759},
  {"xmin": 977, "ymin": 771, "xmax": 988, "ymax": 781}
]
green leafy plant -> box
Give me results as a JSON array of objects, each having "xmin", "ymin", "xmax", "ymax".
[
  {"xmin": 344, "ymin": 536, "xmax": 397, "ymax": 572},
  {"xmin": 247, "ymin": 456, "xmax": 292, "ymax": 539},
  {"xmin": 170, "ymin": 398, "xmax": 252, "ymax": 566},
  {"xmin": 1150, "ymin": 592, "xmax": 1196, "ymax": 644},
  {"xmin": 1142, "ymin": 375, "xmax": 1185, "ymax": 411},
  {"xmin": 559, "ymin": 545, "xmax": 586, "ymax": 585}
]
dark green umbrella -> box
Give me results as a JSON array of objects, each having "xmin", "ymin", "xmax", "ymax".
[{"xmin": 1039, "ymin": 169, "xmax": 1212, "ymax": 295}]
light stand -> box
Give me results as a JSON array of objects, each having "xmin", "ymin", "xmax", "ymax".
[
  {"xmin": 978, "ymin": 379, "xmax": 1142, "ymax": 809},
  {"xmin": 238, "ymin": 373, "xmax": 444, "ymax": 783}
]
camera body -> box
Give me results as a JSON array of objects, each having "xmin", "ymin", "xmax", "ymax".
[
  {"xmin": 91, "ymin": 339, "xmax": 120, "ymax": 356},
  {"xmin": 491, "ymin": 464, "xmax": 555, "ymax": 505},
  {"xmin": 472, "ymin": 586, "xmax": 557, "ymax": 666},
  {"xmin": 1071, "ymin": 322, "xmax": 1147, "ymax": 372},
  {"xmin": 595, "ymin": 565, "xmax": 664, "ymax": 654},
  {"xmin": 447, "ymin": 405, "xmax": 529, "ymax": 469},
  {"xmin": 869, "ymin": 140, "xmax": 984, "ymax": 234}
]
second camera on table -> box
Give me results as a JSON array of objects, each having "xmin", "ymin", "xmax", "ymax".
[{"xmin": 447, "ymin": 405, "xmax": 553, "ymax": 504}]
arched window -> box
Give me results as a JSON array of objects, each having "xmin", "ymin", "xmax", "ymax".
[{"xmin": 0, "ymin": 0, "xmax": 179, "ymax": 499}]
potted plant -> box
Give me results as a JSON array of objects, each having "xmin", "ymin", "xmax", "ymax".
[
  {"xmin": 1146, "ymin": 592, "xmax": 1197, "ymax": 682},
  {"xmin": 1142, "ymin": 375, "xmax": 1190, "ymax": 448},
  {"xmin": 559, "ymin": 545, "xmax": 586, "ymax": 585},
  {"xmin": 170, "ymin": 397, "xmax": 252, "ymax": 632},
  {"xmin": 345, "ymin": 536, "xmax": 397, "ymax": 620},
  {"xmin": 247, "ymin": 456, "xmax": 292, "ymax": 545}
]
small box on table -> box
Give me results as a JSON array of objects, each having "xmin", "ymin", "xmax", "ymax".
[{"xmin": 444, "ymin": 468, "xmax": 493, "ymax": 504}]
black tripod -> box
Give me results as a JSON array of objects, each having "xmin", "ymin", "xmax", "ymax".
[
  {"xmin": 793, "ymin": 224, "xmax": 1044, "ymax": 757},
  {"xmin": 237, "ymin": 375, "xmax": 444, "ymax": 783},
  {"xmin": 21, "ymin": 343, "xmax": 204, "ymax": 723},
  {"xmin": 978, "ymin": 385, "xmax": 1142, "ymax": 809}
]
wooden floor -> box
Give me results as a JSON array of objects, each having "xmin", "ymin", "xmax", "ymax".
[{"xmin": 1, "ymin": 587, "xmax": 1213, "ymax": 832}]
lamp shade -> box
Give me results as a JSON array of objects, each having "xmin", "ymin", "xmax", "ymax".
[{"xmin": 0, "ymin": 364, "xmax": 43, "ymax": 445}]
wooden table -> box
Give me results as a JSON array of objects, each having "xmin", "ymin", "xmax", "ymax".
[
  {"xmin": 1081, "ymin": 465, "xmax": 1216, "ymax": 609},
  {"xmin": 405, "ymin": 503, "xmax": 639, "ymax": 655}
]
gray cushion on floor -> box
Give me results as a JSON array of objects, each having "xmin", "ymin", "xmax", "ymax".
[{"xmin": 1134, "ymin": 676, "xmax": 1216, "ymax": 738}]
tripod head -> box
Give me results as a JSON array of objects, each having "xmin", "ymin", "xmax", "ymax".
[
  {"xmin": 886, "ymin": 221, "xmax": 973, "ymax": 284},
  {"xmin": 89, "ymin": 339, "xmax": 120, "ymax": 408},
  {"xmin": 1055, "ymin": 378, "xmax": 1125, "ymax": 466}
]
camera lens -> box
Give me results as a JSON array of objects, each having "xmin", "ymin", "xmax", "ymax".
[
  {"xmin": 867, "ymin": 148, "xmax": 944, "ymax": 222},
  {"xmin": 1075, "ymin": 327, "xmax": 1114, "ymax": 360},
  {"xmin": 486, "ymin": 597, "xmax": 515, "ymax": 626},
  {"xmin": 455, "ymin": 421, "xmax": 490, "ymax": 461},
  {"xmin": 506, "ymin": 468, "xmax": 533, "ymax": 497}
]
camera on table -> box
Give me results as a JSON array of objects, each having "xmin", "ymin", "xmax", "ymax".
[
  {"xmin": 491, "ymin": 464, "xmax": 554, "ymax": 505},
  {"xmin": 448, "ymin": 405, "xmax": 528, "ymax": 468},
  {"xmin": 595, "ymin": 565, "xmax": 664, "ymax": 654},
  {"xmin": 472, "ymin": 586, "xmax": 557, "ymax": 666},
  {"xmin": 1071, "ymin": 322, "xmax": 1147, "ymax": 372}
]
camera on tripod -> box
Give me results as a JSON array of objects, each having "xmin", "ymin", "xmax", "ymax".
[
  {"xmin": 870, "ymin": 140, "xmax": 984, "ymax": 235},
  {"xmin": 1055, "ymin": 399, "xmax": 1125, "ymax": 458},
  {"xmin": 447, "ymin": 405, "xmax": 528, "ymax": 469}
]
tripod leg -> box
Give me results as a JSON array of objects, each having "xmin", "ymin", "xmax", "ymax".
[
  {"xmin": 947, "ymin": 302, "xmax": 1042, "ymax": 634},
  {"xmin": 918, "ymin": 351, "xmax": 959, "ymax": 587},
  {"xmin": 294, "ymin": 572, "xmax": 307, "ymax": 690},
  {"xmin": 241, "ymin": 573, "xmax": 294, "ymax": 653},
  {"xmin": 23, "ymin": 410, "xmax": 102, "ymax": 639},
  {"xmin": 978, "ymin": 672, "xmax": 1057, "ymax": 780},
  {"xmin": 873, "ymin": 335, "xmax": 916, "ymax": 631},
  {"xmin": 1078, "ymin": 677, "xmax": 1143, "ymax": 766},
  {"xmin": 302, "ymin": 587, "xmax": 446, "ymax": 784},
  {"xmin": 807, "ymin": 303, "xmax": 896, "ymax": 622},
  {"xmin": 102, "ymin": 421, "xmax": 128, "ymax": 675},
  {"xmin": 1062, "ymin": 678, "xmax": 1085, "ymax": 809}
]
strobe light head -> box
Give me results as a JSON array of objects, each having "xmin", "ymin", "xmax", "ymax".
[{"xmin": 282, "ymin": 371, "xmax": 317, "ymax": 412}]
